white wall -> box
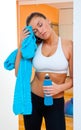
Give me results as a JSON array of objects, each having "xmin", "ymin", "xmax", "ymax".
[
  {"xmin": 0, "ymin": 1, "xmax": 18, "ymax": 130},
  {"xmin": 74, "ymin": 0, "xmax": 81, "ymax": 130}
]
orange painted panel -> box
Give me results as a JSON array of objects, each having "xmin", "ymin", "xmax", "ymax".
[{"xmin": 19, "ymin": 4, "xmax": 59, "ymax": 30}]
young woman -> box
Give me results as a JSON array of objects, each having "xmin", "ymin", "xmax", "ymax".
[{"xmin": 15, "ymin": 12, "xmax": 73, "ymax": 130}]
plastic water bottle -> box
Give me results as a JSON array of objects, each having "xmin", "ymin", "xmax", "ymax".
[{"xmin": 43, "ymin": 73, "xmax": 53, "ymax": 106}]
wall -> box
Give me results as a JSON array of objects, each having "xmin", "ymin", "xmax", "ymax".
[
  {"xmin": 0, "ymin": 1, "xmax": 18, "ymax": 130},
  {"xmin": 19, "ymin": 4, "xmax": 59, "ymax": 29},
  {"xmin": 74, "ymin": 0, "xmax": 81, "ymax": 130},
  {"xmin": 59, "ymin": 8, "xmax": 73, "ymax": 40}
]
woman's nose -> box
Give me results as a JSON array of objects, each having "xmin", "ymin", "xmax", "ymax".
[{"xmin": 38, "ymin": 28, "xmax": 42, "ymax": 34}]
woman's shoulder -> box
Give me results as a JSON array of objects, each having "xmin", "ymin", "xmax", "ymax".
[
  {"xmin": 61, "ymin": 38, "xmax": 73, "ymax": 59},
  {"xmin": 61, "ymin": 38, "xmax": 73, "ymax": 49}
]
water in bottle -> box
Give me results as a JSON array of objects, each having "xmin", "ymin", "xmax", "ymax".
[{"xmin": 43, "ymin": 73, "xmax": 53, "ymax": 106}]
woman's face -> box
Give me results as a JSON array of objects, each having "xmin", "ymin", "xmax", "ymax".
[{"xmin": 29, "ymin": 16, "xmax": 52, "ymax": 40}]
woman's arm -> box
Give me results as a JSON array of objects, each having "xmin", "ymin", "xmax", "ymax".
[
  {"xmin": 15, "ymin": 49, "xmax": 21, "ymax": 76},
  {"xmin": 15, "ymin": 27, "xmax": 30, "ymax": 76},
  {"xmin": 58, "ymin": 40, "xmax": 73, "ymax": 91}
]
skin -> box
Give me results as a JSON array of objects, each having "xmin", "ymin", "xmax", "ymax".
[{"xmin": 15, "ymin": 16, "xmax": 73, "ymax": 98}]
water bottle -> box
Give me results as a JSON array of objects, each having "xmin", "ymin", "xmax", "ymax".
[{"xmin": 43, "ymin": 73, "xmax": 53, "ymax": 106}]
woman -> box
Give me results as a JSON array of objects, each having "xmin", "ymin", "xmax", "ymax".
[{"xmin": 15, "ymin": 12, "xmax": 73, "ymax": 130}]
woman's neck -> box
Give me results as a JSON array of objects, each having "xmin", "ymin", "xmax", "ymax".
[{"xmin": 43, "ymin": 30, "xmax": 58, "ymax": 46}]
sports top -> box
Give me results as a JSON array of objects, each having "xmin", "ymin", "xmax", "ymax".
[{"xmin": 32, "ymin": 37, "xmax": 68, "ymax": 73}]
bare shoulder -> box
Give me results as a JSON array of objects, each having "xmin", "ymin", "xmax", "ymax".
[
  {"xmin": 61, "ymin": 38, "xmax": 73, "ymax": 59},
  {"xmin": 62, "ymin": 38, "xmax": 73, "ymax": 51},
  {"xmin": 62, "ymin": 38, "xmax": 73, "ymax": 47}
]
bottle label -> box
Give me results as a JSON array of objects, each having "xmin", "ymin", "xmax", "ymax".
[{"xmin": 43, "ymin": 79, "xmax": 52, "ymax": 96}]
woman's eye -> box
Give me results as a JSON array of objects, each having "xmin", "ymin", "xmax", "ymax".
[{"xmin": 39, "ymin": 23, "xmax": 42, "ymax": 27}]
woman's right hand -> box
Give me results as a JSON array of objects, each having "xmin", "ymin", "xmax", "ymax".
[{"xmin": 19, "ymin": 27, "xmax": 30, "ymax": 48}]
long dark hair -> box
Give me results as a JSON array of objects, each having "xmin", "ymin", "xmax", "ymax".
[{"xmin": 26, "ymin": 12, "xmax": 47, "ymax": 44}]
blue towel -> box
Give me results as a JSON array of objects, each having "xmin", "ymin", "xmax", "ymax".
[
  {"xmin": 20, "ymin": 26, "xmax": 37, "ymax": 59},
  {"xmin": 4, "ymin": 26, "xmax": 37, "ymax": 115},
  {"xmin": 13, "ymin": 58, "xmax": 33, "ymax": 115},
  {"xmin": 4, "ymin": 49, "xmax": 18, "ymax": 70}
]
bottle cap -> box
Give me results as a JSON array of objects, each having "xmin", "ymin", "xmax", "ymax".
[
  {"xmin": 45, "ymin": 73, "xmax": 50, "ymax": 79},
  {"xmin": 45, "ymin": 73, "xmax": 49, "ymax": 76}
]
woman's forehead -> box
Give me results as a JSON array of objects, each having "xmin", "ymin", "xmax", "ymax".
[
  {"xmin": 30, "ymin": 17, "xmax": 42, "ymax": 24},
  {"xmin": 29, "ymin": 17, "xmax": 46, "ymax": 28}
]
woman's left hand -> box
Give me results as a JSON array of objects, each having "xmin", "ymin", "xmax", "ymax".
[{"xmin": 43, "ymin": 82, "xmax": 60, "ymax": 96}]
